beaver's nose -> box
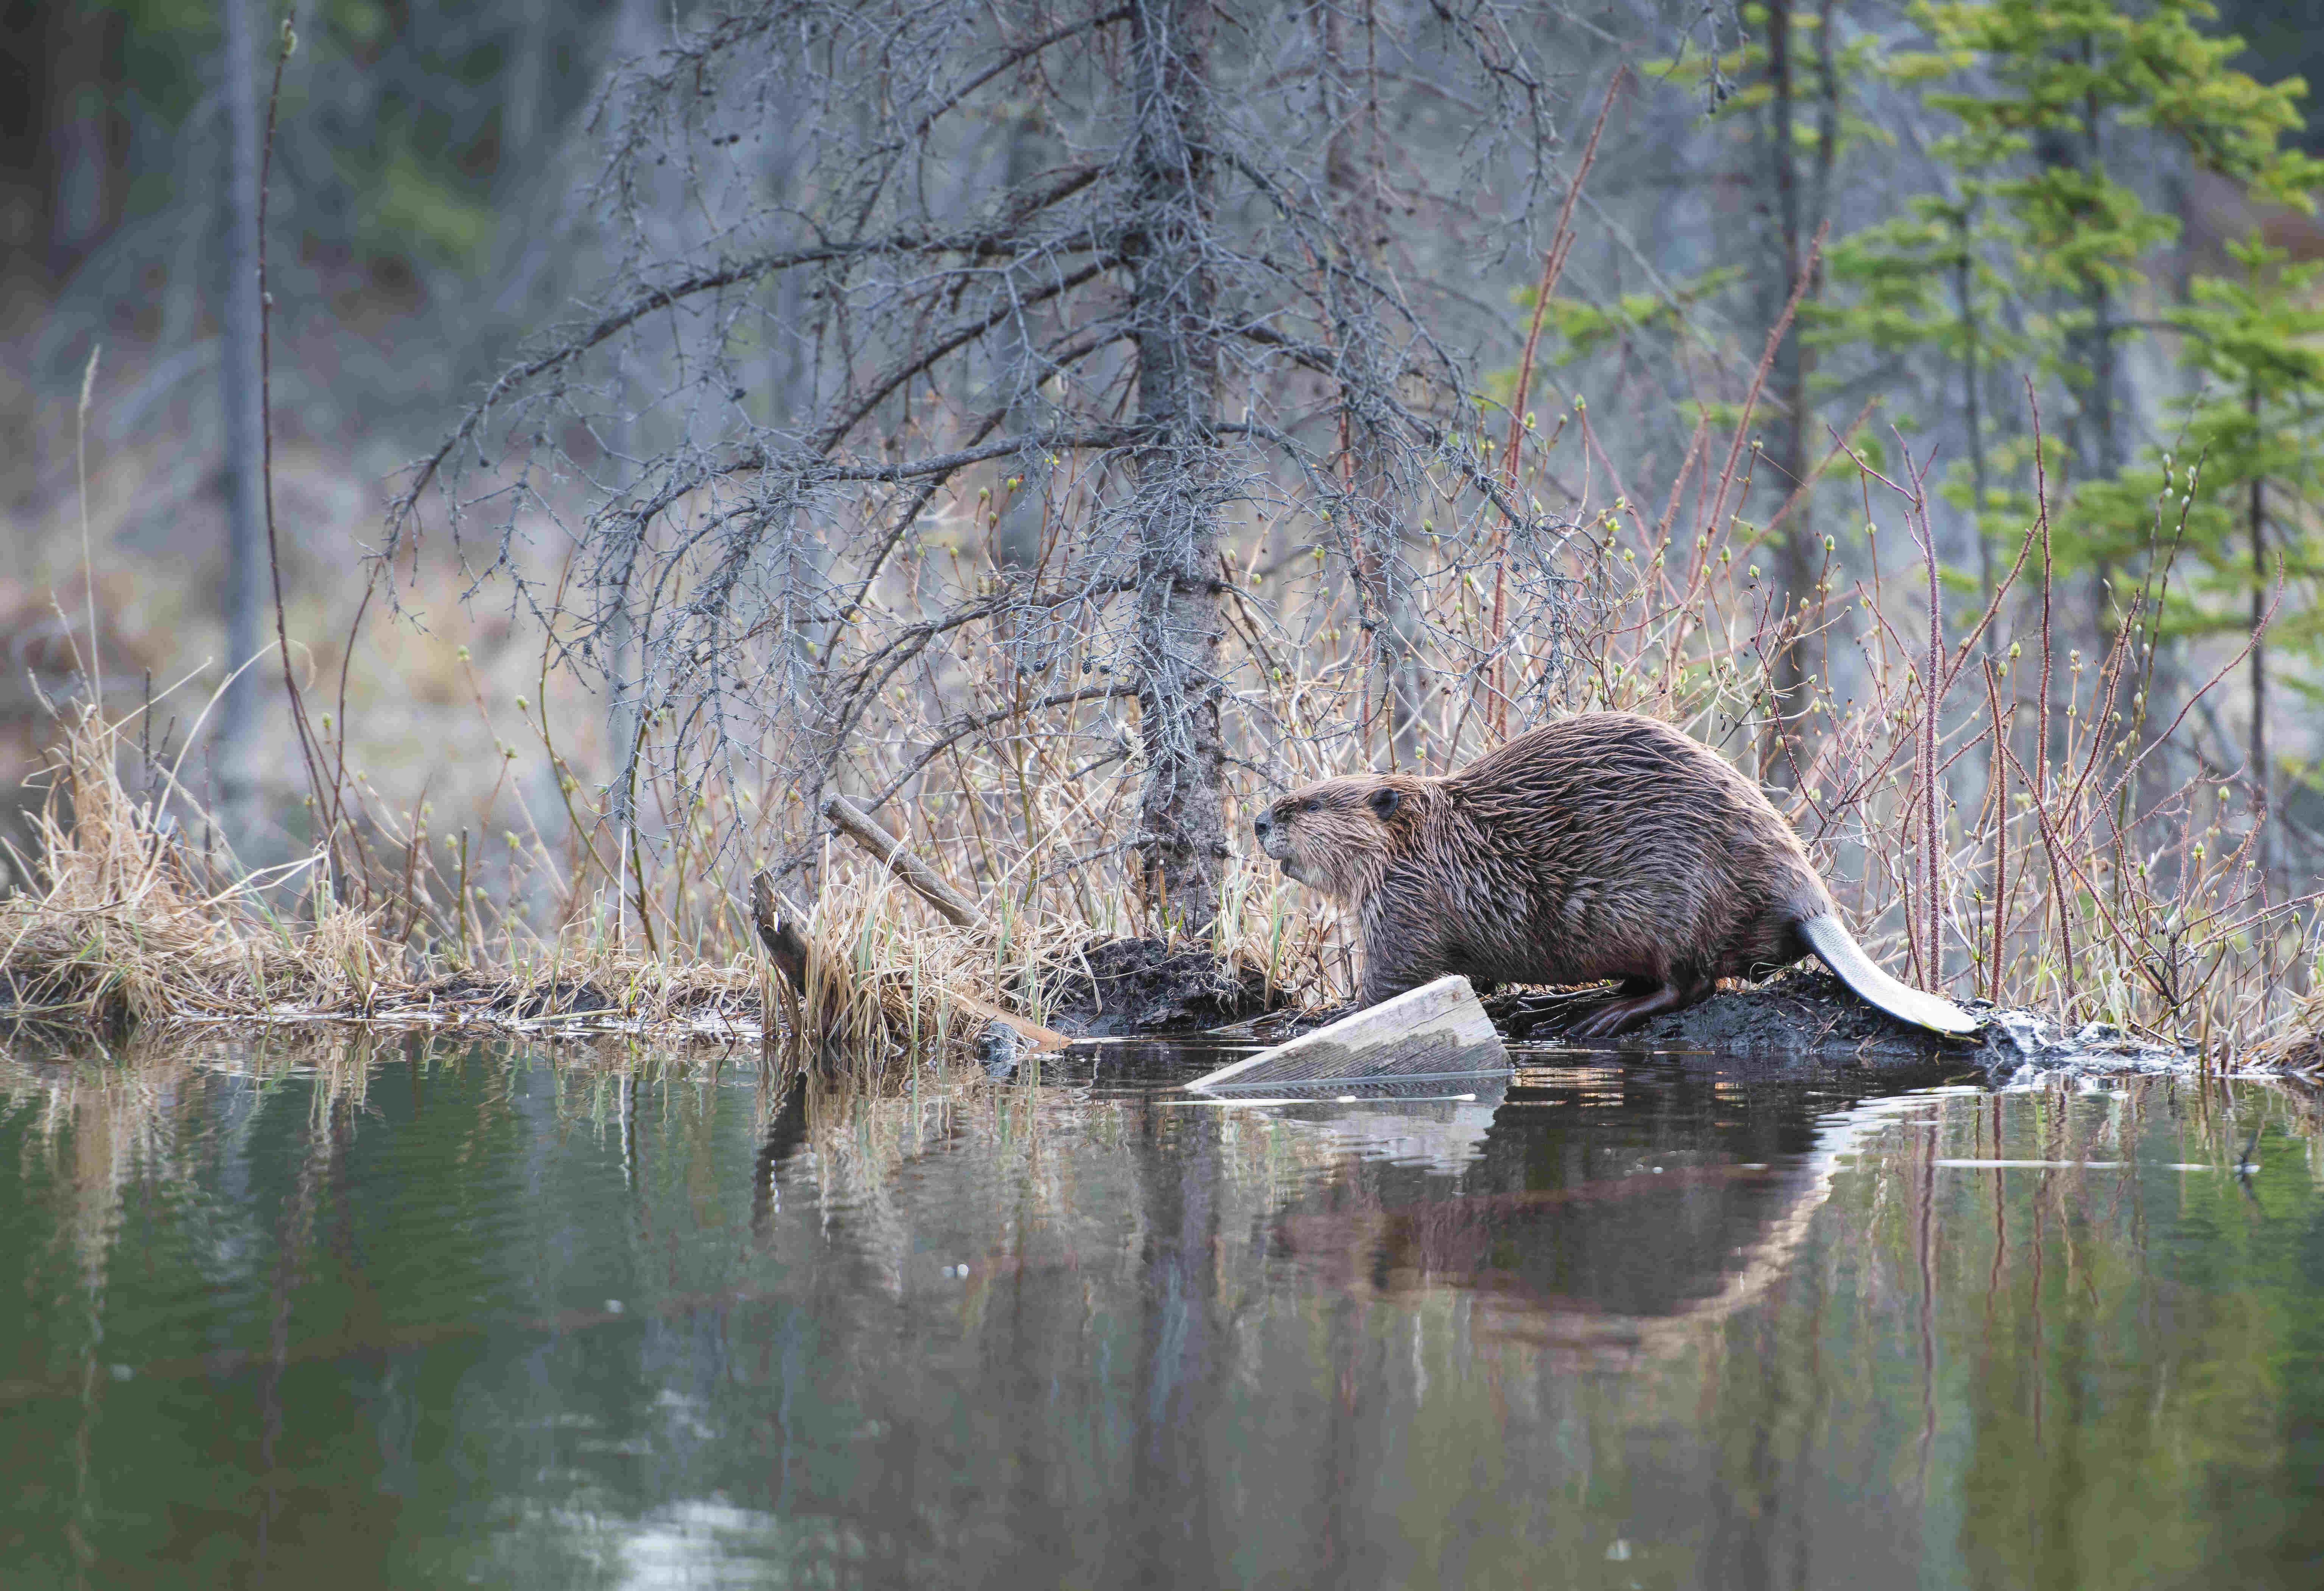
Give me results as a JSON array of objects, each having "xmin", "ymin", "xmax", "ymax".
[{"xmin": 1252, "ymin": 809, "xmax": 1272, "ymax": 839}]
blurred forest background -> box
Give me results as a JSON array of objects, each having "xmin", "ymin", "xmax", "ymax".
[{"xmin": 7, "ymin": 0, "xmax": 2324, "ymax": 1035}]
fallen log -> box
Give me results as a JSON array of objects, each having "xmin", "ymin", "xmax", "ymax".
[{"xmin": 944, "ymin": 991, "xmax": 1073, "ymax": 1054}]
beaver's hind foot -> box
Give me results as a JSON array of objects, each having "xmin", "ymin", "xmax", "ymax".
[{"xmin": 1567, "ymin": 974, "xmax": 1712, "ymax": 1039}]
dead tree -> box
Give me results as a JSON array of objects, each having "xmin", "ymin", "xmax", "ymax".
[
  {"xmin": 1123, "ymin": 0, "xmax": 1229, "ymax": 921},
  {"xmin": 1321, "ymin": 0, "xmax": 1423, "ymax": 767},
  {"xmin": 387, "ymin": 0, "xmax": 1585, "ymax": 934}
]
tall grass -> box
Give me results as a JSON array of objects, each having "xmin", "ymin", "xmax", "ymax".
[
  {"xmin": 0, "ymin": 701, "xmax": 766, "ymax": 1041},
  {"xmin": 0, "ymin": 703, "xmax": 381, "ymax": 1035}
]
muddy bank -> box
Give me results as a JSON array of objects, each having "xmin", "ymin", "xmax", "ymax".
[
  {"xmin": 1666, "ymin": 973, "xmax": 2181, "ymax": 1071},
  {"xmin": 1468, "ymin": 962, "xmax": 2194, "ymax": 1073},
  {"xmin": 1486, "ymin": 967, "xmax": 2193, "ymax": 1075},
  {"xmin": 0, "ymin": 971, "xmax": 765, "ymax": 1046},
  {"xmin": 1196, "ymin": 962, "xmax": 2196, "ymax": 1077},
  {"xmin": 0, "ymin": 928, "xmax": 2209, "ymax": 1078},
  {"xmin": 374, "ymin": 975, "xmax": 762, "ymax": 1028}
]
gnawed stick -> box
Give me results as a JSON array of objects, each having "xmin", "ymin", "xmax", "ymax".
[
  {"xmin": 943, "ymin": 991, "xmax": 1072, "ymax": 1052},
  {"xmin": 820, "ymin": 794, "xmax": 990, "ymax": 932},
  {"xmin": 746, "ymin": 868, "xmax": 1068, "ymax": 1054},
  {"xmin": 749, "ymin": 870, "xmax": 813, "ymax": 1065},
  {"xmin": 749, "ymin": 872, "xmax": 814, "ymax": 992}
]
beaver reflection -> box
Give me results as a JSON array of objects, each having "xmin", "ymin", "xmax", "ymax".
[{"xmin": 1264, "ymin": 1081, "xmax": 1853, "ymax": 1360}]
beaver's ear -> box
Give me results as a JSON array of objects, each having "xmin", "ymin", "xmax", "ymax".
[{"xmin": 1367, "ymin": 786, "xmax": 1402, "ymax": 821}]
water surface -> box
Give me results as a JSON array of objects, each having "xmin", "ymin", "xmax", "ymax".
[{"xmin": 2, "ymin": 1039, "xmax": 2319, "ymax": 1588}]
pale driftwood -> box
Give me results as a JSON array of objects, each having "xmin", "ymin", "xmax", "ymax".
[
  {"xmin": 821, "ymin": 794, "xmax": 991, "ymax": 933},
  {"xmin": 947, "ymin": 992, "xmax": 1073, "ymax": 1053},
  {"xmin": 1187, "ymin": 975, "xmax": 1507, "ymax": 1091},
  {"xmin": 745, "ymin": 866, "xmax": 1067, "ymax": 1055}
]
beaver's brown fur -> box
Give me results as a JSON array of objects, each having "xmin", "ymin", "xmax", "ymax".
[{"xmin": 1253, "ymin": 712, "xmax": 1975, "ymax": 1038}]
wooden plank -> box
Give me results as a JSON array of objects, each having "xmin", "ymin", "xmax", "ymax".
[{"xmin": 1187, "ymin": 974, "xmax": 1507, "ymax": 1091}]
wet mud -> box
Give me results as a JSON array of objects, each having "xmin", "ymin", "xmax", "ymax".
[{"xmin": 1039, "ymin": 936, "xmax": 1290, "ymax": 1036}]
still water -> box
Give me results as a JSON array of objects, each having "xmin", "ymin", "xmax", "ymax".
[{"xmin": 2, "ymin": 1038, "xmax": 2320, "ymax": 1589}]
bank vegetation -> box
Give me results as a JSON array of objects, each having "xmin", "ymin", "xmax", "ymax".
[{"xmin": 7, "ymin": 3, "xmax": 2324, "ymax": 1080}]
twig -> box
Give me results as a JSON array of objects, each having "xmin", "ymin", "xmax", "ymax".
[
  {"xmin": 76, "ymin": 347, "xmax": 102, "ymax": 705},
  {"xmin": 1983, "ymin": 658, "xmax": 2009, "ymax": 1004},
  {"xmin": 1705, "ymin": 223, "xmax": 1827, "ymax": 540},
  {"xmin": 255, "ymin": 19, "xmax": 329, "ymax": 861}
]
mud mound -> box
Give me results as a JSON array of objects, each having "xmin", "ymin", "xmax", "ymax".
[
  {"xmin": 1478, "ymin": 968, "xmax": 1941, "ymax": 1059},
  {"xmin": 1637, "ymin": 967, "xmax": 1957, "ymax": 1059},
  {"xmin": 1041, "ymin": 937, "xmax": 1290, "ymax": 1036}
]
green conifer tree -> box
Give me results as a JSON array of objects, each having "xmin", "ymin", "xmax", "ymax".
[
  {"xmin": 1823, "ymin": 0, "xmax": 2322, "ymax": 804},
  {"xmin": 1896, "ymin": 0, "xmax": 2315, "ymax": 485},
  {"xmin": 2073, "ymin": 236, "xmax": 2324, "ymax": 881}
]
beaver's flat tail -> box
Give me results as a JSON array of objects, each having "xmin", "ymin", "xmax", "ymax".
[{"xmin": 1798, "ymin": 914, "xmax": 1983, "ymax": 1036}]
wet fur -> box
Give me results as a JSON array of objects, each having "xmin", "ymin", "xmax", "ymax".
[{"xmin": 1255, "ymin": 713, "xmax": 1842, "ymax": 1034}]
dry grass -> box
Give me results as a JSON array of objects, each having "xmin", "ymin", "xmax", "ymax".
[
  {"xmin": 0, "ymin": 703, "xmax": 381, "ymax": 1035},
  {"xmin": 2253, "ymin": 989, "xmax": 2324, "ymax": 1076},
  {"xmin": 8, "ymin": 351, "xmax": 2324, "ymax": 1080},
  {"xmin": 0, "ymin": 692, "xmax": 1293, "ymax": 1075},
  {"xmin": 0, "ymin": 702, "xmax": 768, "ymax": 1044}
]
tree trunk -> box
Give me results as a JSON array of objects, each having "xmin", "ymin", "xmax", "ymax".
[
  {"xmin": 1952, "ymin": 206, "xmax": 1995, "ymax": 642},
  {"xmin": 1762, "ymin": 0, "xmax": 1830, "ymax": 784},
  {"xmin": 989, "ymin": 105, "xmax": 1053, "ymax": 573},
  {"xmin": 504, "ymin": 0, "xmax": 549, "ymax": 157},
  {"xmin": 215, "ymin": 0, "xmax": 268, "ymax": 849},
  {"xmin": 2249, "ymin": 390, "xmax": 2275, "ymax": 899},
  {"xmin": 2074, "ymin": 57, "xmax": 2125, "ymax": 673},
  {"xmin": 1126, "ymin": 0, "xmax": 1229, "ymax": 932},
  {"xmin": 46, "ymin": 5, "xmax": 111, "ymax": 269},
  {"xmin": 2056, "ymin": 47, "xmax": 2126, "ymax": 489},
  {"xmin": 1322, "ymin": 0, "xmax": 1421, "ymax": 769}
]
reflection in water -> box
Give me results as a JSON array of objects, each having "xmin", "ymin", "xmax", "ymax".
[{"xmin": 1, "ymin": 1040, "xmax": 2321, "ymax": 1589}]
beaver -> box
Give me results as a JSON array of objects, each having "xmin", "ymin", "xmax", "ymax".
[{"xmin": 1252, "ymin": 711, "xmax": 1980, "ymax": 1038}]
